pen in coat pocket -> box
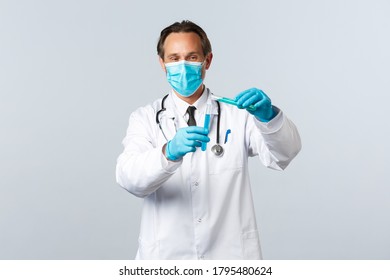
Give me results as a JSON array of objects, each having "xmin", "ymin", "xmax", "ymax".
[{"xmin": 224, "ymin": 129, "xmax": 231, "ymax": 144}]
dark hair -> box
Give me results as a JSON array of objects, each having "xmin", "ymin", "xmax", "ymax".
[{"xmin": 157, "ymin": 20, "xmax": 212, "ymax": 59}]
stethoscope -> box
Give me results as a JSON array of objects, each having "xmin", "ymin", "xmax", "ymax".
[{"xmin": 156, "ymin": 94, "xmax": 224, "ymax": 157}]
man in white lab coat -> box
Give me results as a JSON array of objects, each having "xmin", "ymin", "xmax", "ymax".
[{"xmin": 116, "ymin": 20, "xmax": 301, "ymax": 259}]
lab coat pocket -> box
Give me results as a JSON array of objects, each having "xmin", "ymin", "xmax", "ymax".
[
  {"xmin": 208, "ymin": 135, "xmax": 244, "ymax": 174},
  {"xmin": 241, "ymin": 230, "xmax": 262, "ymax": 260},
  {"xmin": 137, "ymin": 237, "xmax": 160, "ymax": 260}
]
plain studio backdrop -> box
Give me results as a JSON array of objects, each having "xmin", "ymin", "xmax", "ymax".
[{"xmin": 1, "ymin": 0, "xmax": 389, "ymax": 259}]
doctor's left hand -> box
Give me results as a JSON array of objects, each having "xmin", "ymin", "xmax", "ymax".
[
  {"xmin": 165, "ymin": 126, "xmax": 210, "ymax": 161},
  {"xmin": 235, "ymin": 88, "xmax": 277, "ymax": 122}
]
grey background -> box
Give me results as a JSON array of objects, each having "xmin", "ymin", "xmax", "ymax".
[{"xmin": 1, "ymin": 0, "xmax": 389, "ymax": 259}]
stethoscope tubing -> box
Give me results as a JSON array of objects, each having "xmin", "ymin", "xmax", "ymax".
[{"xmin": 156, "ymin": 94, "xmax": 224, "ymax": 156}]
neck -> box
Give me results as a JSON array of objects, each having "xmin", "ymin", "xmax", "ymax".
[{"xmin": 174, "ymin": 84, "xmax": 205, "ymax": 105}]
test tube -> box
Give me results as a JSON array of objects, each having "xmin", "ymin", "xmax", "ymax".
[
  {"xmin": 210, "ymin": 94, "xmax": 256, "ymax": 111},
  {"xmin": 201, "ymin": 103, "xmax": 212, "ymax": 151}
]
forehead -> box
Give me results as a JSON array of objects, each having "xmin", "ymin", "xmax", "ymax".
[{"xmin": 163, "ymin": 32, "xmax": 203, "ymax": 56}]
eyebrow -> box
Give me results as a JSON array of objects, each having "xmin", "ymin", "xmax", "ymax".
[
  {"xmin": 186, "ymin": 52, "xmax": 201, "ymax": 56},
  {"xmin": 166, "ymin": 51, "xmax": 202, "ymax": 58}
]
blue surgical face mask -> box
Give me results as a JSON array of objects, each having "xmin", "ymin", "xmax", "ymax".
[{"xmin": 165, "ymin": 60, "xmax": 204, "ymax": 97}]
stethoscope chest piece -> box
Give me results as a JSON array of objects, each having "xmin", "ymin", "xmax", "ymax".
[
  {"xmin": 211, "ymin": 144, "xmax": 224, "ymax": 157},
  {"xmin": 157, "ymin": 94, "xmax": 225, "ymax": 157}
]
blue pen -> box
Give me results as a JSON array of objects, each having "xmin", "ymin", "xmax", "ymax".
[
  {"xmin": 201, "ymin": 103, "xmax": 212, "ymax": 151},
  {"xmin": 224, "ymin": 129, "xmax": 231, "ymax": 144}
]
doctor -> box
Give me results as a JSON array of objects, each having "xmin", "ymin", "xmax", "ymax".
[{"xmin": 116, "ymin": 20, "xmax": 301, "ymax": 260}]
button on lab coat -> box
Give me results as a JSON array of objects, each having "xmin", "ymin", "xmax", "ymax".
[{"xmin": 116, "ymin": 88, "xmax": 301, "ymax": 259}]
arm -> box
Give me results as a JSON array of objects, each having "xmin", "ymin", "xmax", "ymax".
[
  {"xmin": 249, "ymin": 108, "xmax": 302, "ymax": 170},
  {"xmin": 115, "ymin": 106, "xmax": 181, "ymax": 198},
  {"xmin": 115, "ymin": 106, "xmax": 210, "ymax": 197},
  {"xmin": 236, "ymin": 88, "xmax": 302, "ymax": 170}
]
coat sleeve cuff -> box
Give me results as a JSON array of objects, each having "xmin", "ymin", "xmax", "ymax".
[
  {"xmin": 160, "ymin": 144, "xmax": 182, "ymax": 173},
  {"xmin": 254, "ymin": 106, "xmax": 284, "ymax": 134}
]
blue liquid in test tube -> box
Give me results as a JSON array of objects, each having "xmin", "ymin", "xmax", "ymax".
[{"xmin": 201, "ymin": 104, "xmax": 212, "ymax": 151}]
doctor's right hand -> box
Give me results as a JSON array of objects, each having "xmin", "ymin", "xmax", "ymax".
[{"xmin": 165, "ymin": 127, "xmax": 210, "ymax": 161}]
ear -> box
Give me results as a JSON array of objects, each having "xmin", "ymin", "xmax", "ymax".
[
  {"xmin": 159, "ymin": 56, "xmax": 166, "ymax": 72},
  {"xmin": 205, "ymin": 53, "xmax": 213, "ymax": 70}
]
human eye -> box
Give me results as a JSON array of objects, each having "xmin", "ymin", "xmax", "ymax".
[
  {"xmin": 188, "ymin": 55, "xmax": 198, "ymax": 61},
  {"xmin": 167, "ymin": 55, "xmax": 179, "ymax": 62}
]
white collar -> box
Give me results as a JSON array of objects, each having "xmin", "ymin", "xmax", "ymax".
[{"xmin": 170, "ymin": 86, "xmax": 209, "ymax": 119}]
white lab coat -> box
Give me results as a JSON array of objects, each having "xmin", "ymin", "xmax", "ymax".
[{"xmin": 116, "ymin": 88, "xmax": 301, "ymax": 260}]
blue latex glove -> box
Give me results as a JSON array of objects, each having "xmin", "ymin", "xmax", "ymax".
[
  {"xmin": 235, "ymin": 88, "xmax": 276, "ymax": 122},
  {"xmin": 165, "ymin": 126, "xmax": 210, "ymax": 161}
]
